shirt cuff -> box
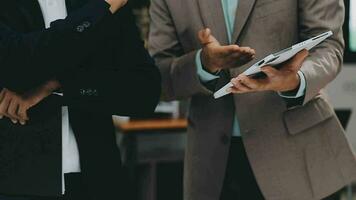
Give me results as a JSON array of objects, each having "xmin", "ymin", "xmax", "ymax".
[
  {"xmin": 196, "ymin": 49, "xmax": 220, "ymax": 82},
  {"xmin": 278, "ymin": 71, "xmax": 306, "ymax": 99}
]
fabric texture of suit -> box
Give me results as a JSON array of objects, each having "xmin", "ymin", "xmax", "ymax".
[
  {"xmin": 0, "ymin": 0, "xmax": 161, "ymax": 198},
  {"xmin": 148, "ymin": 0, "xmax": 356, "ymax": 199}
]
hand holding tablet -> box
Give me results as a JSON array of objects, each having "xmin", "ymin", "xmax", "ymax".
[{"xmin": 213, "ymin": 31, "xmax": 333, "ymax": 99}]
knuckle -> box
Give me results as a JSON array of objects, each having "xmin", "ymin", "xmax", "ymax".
[
  {"xmin": 8, "ymin": 111, "xmax": 16, "ymax": 116},
  {"xmin": 18, "ymin": 111, "xmax": 25, "ymax": 118},
  {"xmin": 8, "ymin": 109, "xmax": 17, "ymax": 117}
]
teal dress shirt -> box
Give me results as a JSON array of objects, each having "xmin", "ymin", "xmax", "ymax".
[{"xmin": 196, "ymin": 0, "xmax": 306, "ymax": 137}]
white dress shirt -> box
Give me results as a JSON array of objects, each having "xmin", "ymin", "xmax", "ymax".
[{"xmin": 37, "ymin": 0, "xmax": 81, "ymax": 194}]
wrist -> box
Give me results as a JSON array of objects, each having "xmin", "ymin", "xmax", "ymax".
[
  {"xmin": 203, "ymin": 65, "xmax": 220, "ymax": 75},
  {"xmin": 35, "ymin": 80, "xmax": 61, "ymax": 100},
  {"xmin": 292, "ymin": 73, "xmax": 301, "ymax": 91},
  {"xmin": 44, "ymin": 80, "xmax": 61, "ymax": 93},
  {"xmin": 282, "ymin": 73, "xmax": 300, "ymax": 93},
  {"xmin": 201, "ymin": 50, "xmax": 220, "ymax": 74}
]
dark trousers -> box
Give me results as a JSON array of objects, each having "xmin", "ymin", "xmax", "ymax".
[
  {"xmin": 220, "ymin": 137, "xmax": 264, "ymax": 200},
  {"xmin": 0, "ymin": 173, "xmax": 89, "ymax": 200}
]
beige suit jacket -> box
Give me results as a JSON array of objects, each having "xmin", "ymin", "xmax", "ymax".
[{"xmin": 148, "ymin": 0, "xmax": 356, "ymax": 199}]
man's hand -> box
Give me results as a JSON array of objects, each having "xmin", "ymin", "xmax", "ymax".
[
  {"xmin": 105, "ymin": 0, "xmax": 128, "ymax": 13},
  {"xmin": 0, "ymin": 80, "xmax": 61, "ymax": 125},
  {"xmin": 228, "ymin": 49, "xmax": 309, "ymax": 94},
  {"xmin": 198, "ymin": 28, "xmax": 255, "ymax": 74}
]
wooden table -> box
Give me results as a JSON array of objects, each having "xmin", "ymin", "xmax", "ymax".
[
  {"xmin": 114, "ymin": 118, "xmax": 187, "ymax": 200},
  {"xmin": 114, "ymin": 118, "xmax": 188, "ymax": 133}
]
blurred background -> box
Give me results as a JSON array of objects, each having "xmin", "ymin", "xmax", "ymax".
[{"xmin": 111, "ymin": 0, "xmax": 356, "ymax": 199}]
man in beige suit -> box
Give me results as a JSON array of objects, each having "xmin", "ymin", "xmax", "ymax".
[{"xmin": 148, "ymin": 0, "xmax": 356, "ymax": 199}]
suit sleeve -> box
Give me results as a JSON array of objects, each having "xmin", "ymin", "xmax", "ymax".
[
  {"xmin": 148, "ymin": 0, "xmax": 212, "ymax": 101},
  {"xmin": 62, "ymin": 6, "xmax": 161, "ymax": 117},
  {"xmin": 0, "ymin": 0, "xmax": 113, "ymax": 92},
  {"xmin": 298, "ymin": 0, "xmax": 345, "ymax": 104}
]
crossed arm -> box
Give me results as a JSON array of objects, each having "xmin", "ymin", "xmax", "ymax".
[
  {"xmin": 0, "ymin": 80, "xmax": 60, "ymax": 125},
  {"xmin": 0, "ymin": 1, "xmax": 161, "ymax": 124}
]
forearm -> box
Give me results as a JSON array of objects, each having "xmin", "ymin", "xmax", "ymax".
[
  {"xmin": 149, "ymin": 0, "xmax": 212, "ymax": 100},
  {"xmin": 300, "ymin": 41, "xmax": 344, "ymax": 103},
  {"xmin": 32, "ymin": 80, "xmax": 61, "ymax": 99},
  {"xmin": 0, "ymin": 0, "xmax": 117, "ymax": 92},
  {"xmin": 63, "ymin": 7, "xmax": 161, "ymax": 116},
  {"xmin": 63, "ymin": 66, "xmax": 161, "ymax": 116},
  {"xmin": 298, "ymin": 0, "xmax": 345, "ymax": 104}
]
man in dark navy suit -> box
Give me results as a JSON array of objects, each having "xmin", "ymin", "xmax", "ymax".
[{"xmin": 0, "ymin": 0, "xmax": 161, "ymax": 199}]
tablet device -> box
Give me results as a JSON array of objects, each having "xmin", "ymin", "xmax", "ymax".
[{"xmin": 213, "ymin": 31, "xmax": 333, "ymax": 99}]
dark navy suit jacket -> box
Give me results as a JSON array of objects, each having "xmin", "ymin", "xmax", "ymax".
[{"xmin": 0, "ymin": 0, "xmax": 161, "ymax": 198}]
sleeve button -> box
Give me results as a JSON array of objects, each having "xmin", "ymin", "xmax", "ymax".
[
  {"xmin": 79, "ymin": 89, "xmax": 86, "ymax": 95},
  {"xmin": 83, "ymin": 21, "xmax": 91, "ymax": 28},
  {"xmin": 76, "ymin": 25, "xmax": 85, "ymax": 32}
]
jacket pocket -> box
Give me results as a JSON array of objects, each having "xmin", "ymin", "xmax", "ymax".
[{"xmin": 283, "ymin": 97, "xmax": 334, "ymax": 135}]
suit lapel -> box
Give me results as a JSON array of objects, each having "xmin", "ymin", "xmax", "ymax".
[
  {"xmin": 231, "ymin": 0, "xmax": 256, "ymax": 44},
  {"xmin": 229, "ymin": 0, "xmax": 257, "ymax": 77},
  {"xmin": 197, "ymin": 0, "xmax": 229, "ymax": 45},
  {"xmin": 17, "ymin": 0, "xmax": 45, "ymax": 30}
]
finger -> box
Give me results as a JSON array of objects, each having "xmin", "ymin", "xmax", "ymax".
[
  {"xmin": 0, "ymin": 93, "xmax": 11, "ymax": 119},
  {"xmin": 248, "ymin": 48, "xmax": 256, "ymax": 56},
  {"xmin": 198, "ymin": 28, "xmax": 218, "ymax": 45},
  {"xmin": 198, "ymin": 29, "xmax": 208, "ymax": 45},
  {"xmin": 228, "ymin": 84, "xmax": 252, "ymax": 94},
  {"xmin": 17, "ymin": 104, "xmax": 29, "ymax": 125},
  {"xmin": 231, "ymin": 78, "xmax": 252, "ymax": 93},
  {"xmin": 223, "ymin": 46, "xmax": 255, "ymax": 56},
  {"xmin": 229, "ymin": 47, "xmax": 256, "ymax": 59},
  {"xmin": 227, "ymin": 87, "xmax": 244, "ymax": 94},
  {"xmin": 230, "ymin": 51, "xmax": 255, "ymax": 61},
  {"xmin": 0, "ymin": 89, "xmax": 6, "ymax": 103},
  {"xmin": 239, "ymin": 47, "xmax": 256, "ymax": 55},
  {"xmin": 0, "ymin": 90, "xmax": 6, "ymax": 119},
  {"xmin": 238, "ymin": 75, "xmax": 262, "ymax": 90},
  {"xmin": 261, "ymin": 66, "xmax": 279, "ymax": 78},
  {"xmin": 217, "ymin": 45, "xmax": 240, "ymax": 56},
  {"xmin": 7, "ymin": 100, "xmax": 20, "ymax": 124},
  {"xmin": 294, "ymin": 49, "xmax": 309, "ymax": 62}
]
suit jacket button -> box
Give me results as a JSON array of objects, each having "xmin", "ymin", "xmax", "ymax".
[
  {"xmin": 221, "ymin": 134, "xmax": 230, "ymax": 145},
  {"xmin": 93, "ymin": 89, "xmax": 98, "ymax": 96},
  {"xmin": 76, "ymin": 25, "xmax": 84, "ymax": 32},
  {"xmin": 83, "ymin": 21, "xmax": 91, "ymax": 28},
  {"xmin": 87, "ymin": 89, "xmax": 93, "ymax": 96},
  {"xmin": 80, "ymin": 89, "xmax": 86, "ymax": 95}
]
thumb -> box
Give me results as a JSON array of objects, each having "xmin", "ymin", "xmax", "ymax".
[
  {"xmin": 287, "ymin": 49, "xmax": 309, "ymax": 71},
  {"xmin": 198, "ymin": 28, "xmax": 218, "ymax": 46}
]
